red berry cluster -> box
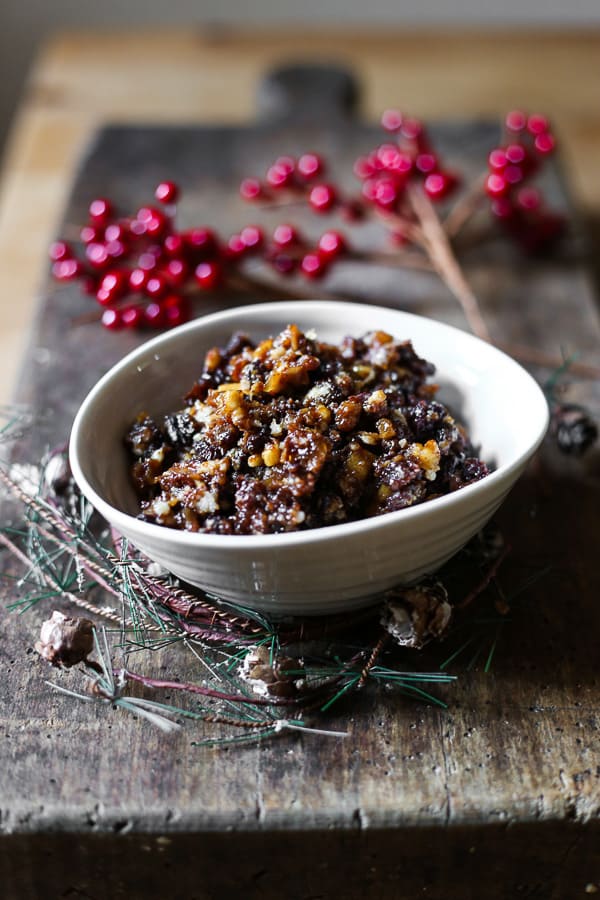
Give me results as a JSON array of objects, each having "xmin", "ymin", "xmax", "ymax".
[
  {"xmin": 355, "ymin": 110, "xmax": 459, "ymax": 209},
  {"xmin": 50, "ymin": 108, "xmax": 566, "ymax": 333},
  {"xmin": 485, "ymin": 111, "xmax": 564, "ymax": 251},
  {"xmin": 50, "ymin": 179, "xmax": 355, "ymax": 328},
  {"xmin": 50, "ymin": 182, "xmax": 196, "ymax": 331},
  {"xmin": 242, "ymin": 112, "xmax": 458, "ymax": 230}
]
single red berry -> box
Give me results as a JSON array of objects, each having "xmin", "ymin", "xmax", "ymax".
[
  {"xmin": 297, "ymin": 153, "xmax": 323, "ymax": 179},
  {"xmin": 104, "ymin": 222, "xmax": 127, "ymax": 243},
  {"xmin": 504, "ymin": 164, "xmax": 524, "ymax": 186},
  {"xmin": 80, "ymin": 225, "xmax": 100, "ymax": 245},
  {"xmin": 300, "ymin": 253, "xmax": 327, "ymax": 279},
  {"xmin": 95, "ymin": 287, "xmax": 114, "ymax": 306},
  {"xmin": 505, "ymin": 144, "xmax": 527, "ymax": 166},
  {"xmin": 163, "ymin": 257, "xmax": 189, "ymax": 287},
  {"xmin": 271, "ymin": 253, "xmax": 296, "ymax": 275},
  {"xmin": 318, "ymin": 231, "xmax": 347, "ymax": 258},
  {"xmin": 136, "ymin": 206, "xmax": 155, "ymax": 225},
  {"xmin": 163, "ymin": 294, "xmax": 191, "ymax": 328},
  {"xmin": 378, "ymin": 145, "xmax": 412, "ymax": 175},
  {"xmin": 381, "ymin": 109, "xmax": 403, "ymax": 133},
  {"xmin": 361, "ymin": 178, "xmax": 378, "ymax": 202},
  {"xmin": 240, "ymin": 225, "xmax": 264, "ymax": 251},
  {"xmin": 400, "ymin": 118, "xmax": 424, "ymax": 142},
  {"xmin": 144, "ymin": 302, "xmax": 165, "ymax": 329},
  {"xmin": 275, "ymin": 156, "xmax": 295, "ymax": 174},
  {"xmin": 194, "ymin": 261, "xmax": 221, "ymax": 290},
  {"xmin": 52, "ymin": 259, "xmax": 82, "ymax": 281},
  {"xmin": 106, "ymin": 239, "xmax": 127, "ymax": 260},
  {"xmin": 273, "ymin": 223, "xmax": 300, "ymax": 248},
  {"xmin": 145, "ymin": 274, "xmax": 167, "ymax": 299},
  {"xmin": 163, "ymin": 233, "xmax": 185, "ymax": 257},
  {"xmin": 99, "ymin": 269, "xmax": 129, "ymax": 301},
  {"xmin": 129, "ymin": 218, "xmax": 147, "ymax": 237},
  {"xmin": 488, "ymin": 149, "xmax": 508, "ymax": 172},
  {"xmin": 376, "ymin": 144, "xmax": 403, "ymax": 171},
  {"xmin": 424, "ymin": 172, "xmax": 456, "ymax": 201},
  {"xmin": 121, "ymin": 304, "xmax": 145, "ymax": 330},
  {"xmin": 225, "ymin": 234, "xmax": 247, "ymax": 259},
  {"xmin": 183, "ymin": 227, "xmax": 217, "ymax": 258},
  {"xmin": 129, "ymin": 267, "xmax": 148, "ymax": 292},
  {"xmin": 534, "ymin": 132, "xmax": 555, "ymax": 155},
  {"xmin": 89, "ymin": 198, "xmax": 112, "ymax": 224},
  {"xmin": 49, "ymin": 241, "xmax": 72, "ymax": 262},
  {"xmin": 138, "ymin": 250, "xmax": 160, "ymax": 272},
  {"xmin": 353, "ymin": 155, "xmax": 375, "ymax": 179},
  {"xmin": 309, "ymin": 184, "xmax": 337, "ymax": 213},
  {"xmin": 137, "ymin": 207, "xmax": 168, "ymax": 239},
  {"xmin": 485, "ymin": 173, "xmax": 509, "ymax": 198},
  {"xmin": 85, "ymin": 242, "xmax": 110, "ymax": 269},
  {"xmin": 266, "ymin": 163, "xmax": 294, "ymax": 189},
  {"xmin": 155, "ymin": 181, "xmax": 180, "ymax": 204},
  {"xmin": 517, "ymin": 187, "xmax": 542, "ymax": 211},
  {"xmin": 367, "ymin": 150, "xmax": 384, "ymax": 172},
  {"xmin": 101, "ymin": 307, "xmax": 122, "ymax": 330},
  {"xmin": 240, "ymin": 177, "xmax": 262, "ymax": 201},
  {"xmin": 415, "ymin": 153, "xmax": 437, "ymax": 175},
  {"xmin": 374, "ymin": 177, "xmax": 400, "ymax": 209},
  {"xmin": 505, "ymin": 110, "xmax": 527, "ymax": 133},
  {"xmin": 527, "ymin": 114, "xmax": 549, "ymax": 136}
]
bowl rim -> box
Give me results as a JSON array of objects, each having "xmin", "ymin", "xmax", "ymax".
[{"xmin": 69, "ymin": 299, "xmax": 549, "ymax": 548}]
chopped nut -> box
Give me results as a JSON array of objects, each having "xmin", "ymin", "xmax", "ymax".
[
  {"xmin": 363, "ymin": 389, "xmax": 387, "ymax": 416},
  {"xmin": 409, "ymin": 440, "xmax": 441, "ymax": 480},
  {"xmin": 262, "ymin": 444, "xmax": 280, "ymax": 467}
]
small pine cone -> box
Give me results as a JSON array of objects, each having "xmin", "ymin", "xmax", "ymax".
[
  {"xmin": 381, "ymin": 578, "xmax": 452, "ymax": 649},
  {"xmin": 552, "ymin": 403, "xmax": 598, "ymax": 456},
  {"xmin": 35, "ymin": 610, "xmax": 94, "ymax": 668},
  {"xmin": 239, "ymin": 644, "xmax": 305, "ymax": 698}
]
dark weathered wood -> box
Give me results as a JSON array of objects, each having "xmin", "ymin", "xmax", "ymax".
[{"xmin": 1, "ymin": 66, "xmax": 600, "ymax": 899}]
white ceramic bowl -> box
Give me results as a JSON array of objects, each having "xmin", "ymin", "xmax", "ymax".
[{"xmin": 69, "ymin": 301, "xmax": 548, "ymax": 616}]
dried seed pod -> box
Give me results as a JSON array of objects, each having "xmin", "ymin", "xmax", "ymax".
[
  {"xmin": 381, "ymin": 578, "xmax": 451, "ymax": 649},
  {"xmin": 42, "ymin": 452, "xmax": 72, "ymax": 496},
  {"xmin": 35, "ymin": 610, "xmax": 95, "ymax": 668},
  {"xmin": 239, "ymin": 644, "xmax": 305, "ymax": 698},
  {"xmin": 551, "ymin": 403, "xmax": 598, "ymax": 456}
]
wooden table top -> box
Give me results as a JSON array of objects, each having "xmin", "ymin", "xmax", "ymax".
[
  {"xmin": 1, "ymin": 28, "xmax": 600, "ymax": 407},
  {"xmin": 1, "ymin": 29, "xmax": 600, "ymax": 900}
]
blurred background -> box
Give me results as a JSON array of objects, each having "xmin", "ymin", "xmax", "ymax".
[{"xmin": 2, "ymin": 0, "xmax": 600, "ymax": 158}]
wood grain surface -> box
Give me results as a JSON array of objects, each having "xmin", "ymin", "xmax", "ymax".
[{"xmin": 1, "ymin": 33, "xmax": 600, "ymax": 900}]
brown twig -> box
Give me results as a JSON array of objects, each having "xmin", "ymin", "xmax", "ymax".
[
  {"xmin": 122, "ymin": 668, "xmax": 292, "ymax": 706},
  {"xmin": 406, "ymin": 184, "xmax": 492, "ymax": 342},
  {"xmin": 496, "ymin": 342, "xmax": 600, "ymax": 379},
  {"xmin": 443, "ymin": 172, "xmax": 487, "ymax": 239},
  {"xmin": 357, "ymin": 631, "xmax": 390, "ymax": 689}
]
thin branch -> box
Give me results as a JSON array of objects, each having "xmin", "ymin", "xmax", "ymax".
[{"xmin": 407, "ymin": 184, "xmax": 492, "ymax": 342}]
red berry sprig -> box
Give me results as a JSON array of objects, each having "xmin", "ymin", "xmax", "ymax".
[
  {"xmin": 485, "ymin": 111, "xmax": 564, "ymax": 252},
  {"xmin": 50, "ymin": 108, "xmax": 567, "ymax": 337}
]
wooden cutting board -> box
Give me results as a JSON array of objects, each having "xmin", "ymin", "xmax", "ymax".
[{"xmin": 2, "ymin": 66, "xmax": 600, "ymax": 900}]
